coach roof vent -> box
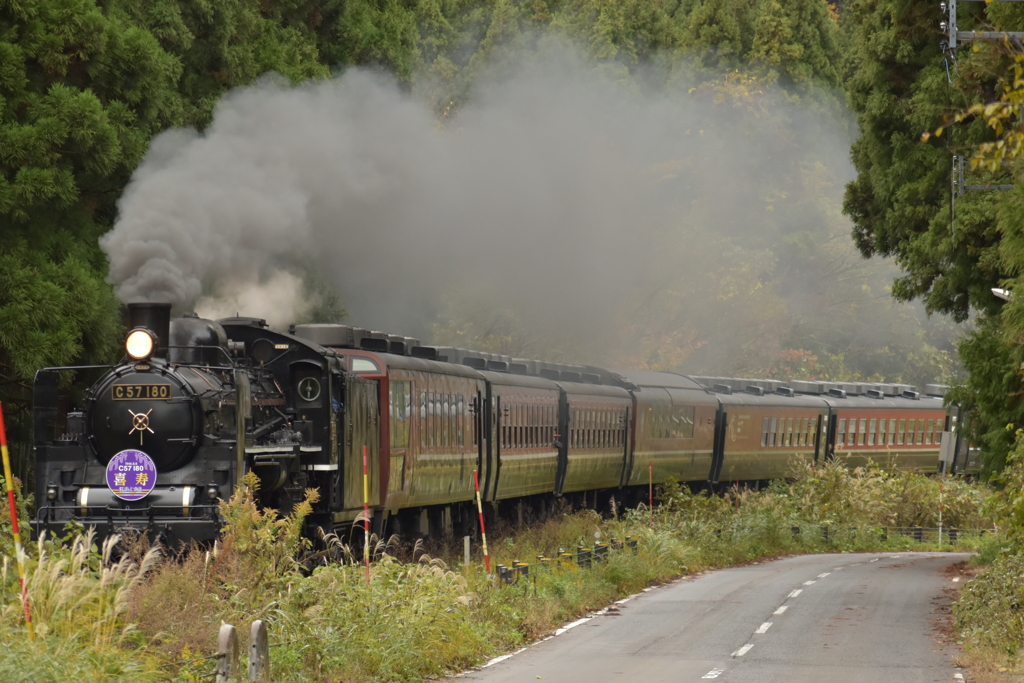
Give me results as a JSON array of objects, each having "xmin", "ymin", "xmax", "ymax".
[
  {"xmin": 924, "ymin": 384, "xmax": 949, "ymax": 397},
  {"xmin": 745, "ymin": 385, "xmax": 764, "ymax": 396},
  {"xmin": 790, "ymin": 381, "xmax": 825, "ymax": 394},
  {"xmin": 582, "ymin": 373, "xmax": 601, "ymax": 384},
  {"xmin": 902, "ymin": 390, "xmax": 921, "ymax": 400},
  {"xmin": 462, "ymin": 356, "xmax": 487, "ymax": 370},
  {"xmin": 509, "ymin": 362, "xmax": 528, "ymax": 375},
  {"xmin": 561, "ymin": 370, "xmax": 582, "ymax": 382},
  {"xmin": 712, "ymin": 383, "xmax": 732, "ymax": 394},
  {"xmin": 828, "ymin": 388, "xmax": 847, "ymax": 398},
  {"xmin": 487, "ymin": 360, "xmax": 508, "ymax": 372},
  {"xmin": 410, "ymin": 346, "xmax": 438, "ymax": 360},
  {"xmin": 866, "ymin": 389, "xmax": 885, "ymax": 399},
  {"xmin": 776, "ymin": 386, "xmax": 795, "ymax": 397},
  {"xmin": 358, "ymin": 331, "xmax": 389, "ymax": 352},
  {"xmin": 387, "ymin": 335, "xmax": 420, "ymax": 355}
]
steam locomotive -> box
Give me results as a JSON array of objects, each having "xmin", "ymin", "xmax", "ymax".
[{"xmin": 31, "ymin": 303, "xmax": 976, "ymax": 545}]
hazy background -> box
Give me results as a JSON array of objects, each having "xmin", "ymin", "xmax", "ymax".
[{"xmin": 100, "ymin": 43, "xmax": 959, "ymax": 386}]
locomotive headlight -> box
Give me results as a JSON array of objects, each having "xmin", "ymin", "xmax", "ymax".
[
  {"xmin": 206, "ymin": 485, "xmax": 220, "ymax": 501},
  {"xmin": 125, "ymin": 328, "xmax": 156, "ymax": 360},
  {"xmin": 46, "ymin": 485, "xmax": 58, "ymax": 501}
]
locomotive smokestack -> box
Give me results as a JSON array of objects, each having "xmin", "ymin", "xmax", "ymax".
[{"xmin": 127, "ymin": 303, "xmax": 172, "ymax": 358}]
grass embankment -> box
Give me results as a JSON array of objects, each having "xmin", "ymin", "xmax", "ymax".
[
  {"xmin": 952, "ymin": 432, "xmax": 1024, "ymax": 682},
  {"xmin": 0, "ymin": 462, "xmax": 993, "ymax": 683}
]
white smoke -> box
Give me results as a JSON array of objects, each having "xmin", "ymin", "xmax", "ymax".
[{"xmin": 193, "ymin": 270, "xmax": 312, "ymax": 328}]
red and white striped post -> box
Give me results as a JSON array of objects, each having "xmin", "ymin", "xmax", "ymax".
[
  {"xmin": 0, "ymin": 404, "xmax": 33, "ymax": 639},
  {"xmin": 362, "ymin": 445, "xmax": 370, "ymax": 585},
  {"xmin": 473, "ymin": 470, "xmax": 490, "ymax": 573}
]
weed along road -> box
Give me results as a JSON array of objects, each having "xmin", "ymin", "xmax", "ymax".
[{"xmin": 454, "ymin": 552, "xmax": 969, "ymax": 683}]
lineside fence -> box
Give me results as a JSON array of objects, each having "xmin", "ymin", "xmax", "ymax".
[
  {"xmin": 492, "ymin": 525, "xmax": 993, "ymax": 587},
  {"xmin": 495, "ymin": 536, "xmax": 640, "ymax": 585}
]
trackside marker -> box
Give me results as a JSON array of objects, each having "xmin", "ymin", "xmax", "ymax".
[
  {"xmin": 789, "ymin": 589, "xmax": 802, "ymax": 598},
  {"xmin": 774, "ymin": 606, "xmax": 788, "ymax": 615},
  {"xmin": 732, "ymin": 644, "xmax": 754, "ymax": 657},
  {"xmin": 0, "ymin": 404, "xmax": 33, "ymax": 640},
  {"xmin": 702, "ymin": 668, "xmax": 725, "ymax": 679},
  {"xmin": 473, "ymin": 470, "xmax": 490, "ymax": 572},
  {"xmin": 755, "ymin": 622, "xmax": 772, "ymax": 634}
]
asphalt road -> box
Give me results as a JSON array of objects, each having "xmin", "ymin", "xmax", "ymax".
[{"xmin": 453, "ymin": 552, "xmax": 969, "ymax": 683}]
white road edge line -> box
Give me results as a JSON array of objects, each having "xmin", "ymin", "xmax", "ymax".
[
  {"xmin": 954, "ymin": 672, "xmax": 964, "ymax": 681},
  {"xmin": 818, "ymin": 572, "xmax": 831, "ymax": 578},
  {"xmin": 789, "ymin": 589, "xmax": 803, "ymax": 598},
  {"xmin": 732, "ymin": 644, "xmax": 755, "ymax": 657},
  {"xmin": 554, "ymin": 617, "xmax": 591, "ymax": 636},
  {"xmin": 774, "ymin": 605, "xmax": 788, "ymax": 615},
  {"xmin": 482, "ymin": 648, "xmax": 528, "ymax": 668},
  {"xmin": 702, "ymin": 668, "xmax": 725, "ymax": 679},
  {"xmin": 755, "ymin": 622, "xmax": 772, "ymax": 634},
  {"xmin": 803, "ymin": 580, "xmax": 816, "ymax": 585},
  {"xmin": 870, "ymin": 558, "xmax": 880, "ymax": 563},
  {"xmin": 952, "ymin": 577, "xmax": 961, "ymax": 583}
]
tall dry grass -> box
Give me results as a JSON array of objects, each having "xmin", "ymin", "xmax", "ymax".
[{"xmin": 0, "ymin": 463, "xmax": 992, "ymax": 683}]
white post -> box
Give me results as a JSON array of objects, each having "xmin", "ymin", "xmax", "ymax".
[{"xmin": 464, "ymin": 535, "xmax": 471, "ymax": 567}]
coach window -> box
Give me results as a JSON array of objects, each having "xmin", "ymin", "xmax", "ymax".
[
  {"xmin": 837, "ymin": 419, "xmax": 846, "ymax": 449},
  {"xmin": 917, "ymin": 419, "xmax": 926, "ymax": 445},
  {"xmin": 848, "ymin": 420, "xmax": 857, "ymax": 447},
  {"xmin": 925, "ymin": 419, "xmax": 933, "ymax": 445},
  {"xmin": 867, "ymin": 419, "xmax": 876, "ymax": 446},
  {"xmin": 761, "ymin": 418, "xmax": 770, "ymax": 447},
  {"xmin": 934, "ymin": 420, "xmax": 943, "ymax": 444},
  {"xmin": 350, "ymin": 357, "xmax": 380, "ymax": 373},
  {"xmin": 768, "ymin": 417, "xmax": 777, "ymax": 447},
  {"xmin": 888, "ymin": 419, "xmax": 896, "ymax": 446}
]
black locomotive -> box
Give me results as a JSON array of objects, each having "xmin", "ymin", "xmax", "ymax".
[
  {"xmin": 32, "ymin": 303, "xmax": 378, "ymax": 544},
  {"xmin": 31, "ymin": 303, "xmax": 978, "ymax": 546}
]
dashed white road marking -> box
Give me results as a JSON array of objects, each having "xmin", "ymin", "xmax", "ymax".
[
  {"xmin": 702, "ymin": 668, "xmax": 725, "ymax": 679},
  {"xmin": 803, "ymin": 580, "xmax": 816, "ymax": 585},
  {"xmin": 755, "ymin": 622, "xmax": 772, "ymax": 634},
  {"xmin": 554, "ymin": 617, "xmax": 591, "ymax": 636},
  {"xmin": 789, "ymin": 589, "xmax": 803, "ymax": 598},
  {"xmin": 774, "ymin": 605, "xmax": 789, "ymax": 615},
  {"xmin": 732, "ymin": 644, "xmax": 754, "ymax": 657},
  {"xmin": 818, "ymin": 572, "xmax": 831, "ymax": 578}
]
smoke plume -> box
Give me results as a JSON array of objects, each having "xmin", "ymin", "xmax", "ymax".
[{"xmin": 102, "ymin": 44, "xmax": 952, "ymax": 379}]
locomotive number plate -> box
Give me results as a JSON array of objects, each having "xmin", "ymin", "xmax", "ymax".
[{"xmin": 112, "ymin": 384, "xmax": 172, "ymax": 400}]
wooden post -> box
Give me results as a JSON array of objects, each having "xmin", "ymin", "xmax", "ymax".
[
  {"xmin": 363, "ymin": 445, "xmax": 370, "ymax": 585},
  {"xmin": 648, "ymin": 461, "xmax": 653, "ymax": 529},
  {"xmin": 0, "ymin": 404, "xmax": 33, "ymax": 640}
]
